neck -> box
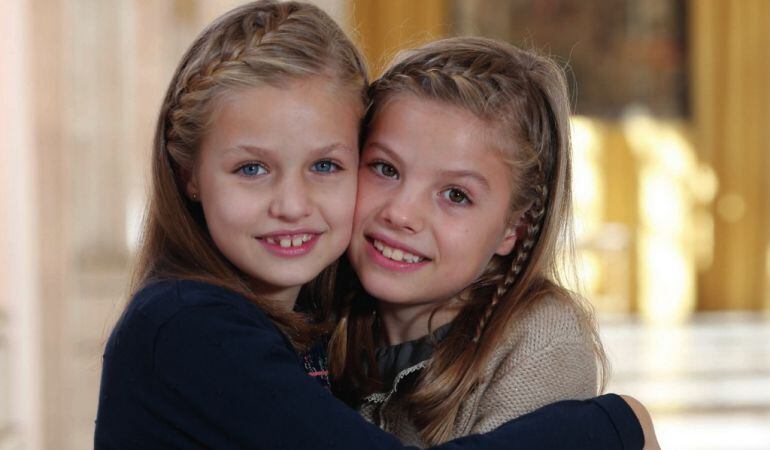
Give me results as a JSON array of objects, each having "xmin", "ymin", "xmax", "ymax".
[
  {"xmin": 252, "ymin": 282, "xmax": 302, "ymax": 312},
  {"xmin": 377, "ymin": 298, "xmax": 462, "ymax": 346}
]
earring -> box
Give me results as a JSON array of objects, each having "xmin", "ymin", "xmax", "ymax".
[{"xmin": 192, "ymin": 193, "xmax": 198, "ymax": 201}]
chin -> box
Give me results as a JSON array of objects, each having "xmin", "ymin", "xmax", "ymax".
[
  {"xmin": 251, "ymin": 270, "xmax": 315, "ymax": 290},
  {"xmin": 360, "ymin": 276, "xmax": 418, "ymax": 306}
]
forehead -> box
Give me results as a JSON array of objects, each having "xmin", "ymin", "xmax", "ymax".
[
  {"xmin": 202, "ymin": 77, "xmax": 362, "ymax": 149},
  {"xmin": 366, "ymin": 94, "xmax": 509, "ymax": 166}
]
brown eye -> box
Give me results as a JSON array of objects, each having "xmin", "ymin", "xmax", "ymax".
[
  {"xmin": 371, "ymin": 162, "xmax": 398, "ymax": 179},
  {"xmin": 443, "ymin": 188, "xmax": 470, "ymax": 204}
]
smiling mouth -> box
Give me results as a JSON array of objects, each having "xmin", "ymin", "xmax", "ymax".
[
  {"xmin": 262, "ymin": 233, "xmax": 314, "ymax": 248},
  {"xmin": 256, "ymin": 232, "xmax": 320, "ymax": 257},
  {"xmin": 368, "ymin": 237, "xmax": 428, "ymax": 264}
]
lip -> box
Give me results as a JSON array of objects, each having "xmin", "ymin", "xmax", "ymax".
[
  {"xmin": 256, "ymin": 230, "xmax": 322, "ymax": 258},
  {"xmin": 366, "ymin": 233, "xmax": 429, "ymax": 259},
  {"xmin": 364, "ymin": 233, "xmax": 430, "ymax": 272}
]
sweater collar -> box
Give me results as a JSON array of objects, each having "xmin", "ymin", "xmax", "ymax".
[{"xmin": 374, "ymin": 323, "xmax": 453, "ymax": 391}]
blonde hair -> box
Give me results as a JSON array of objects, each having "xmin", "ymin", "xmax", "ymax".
[
  {"xmin": 330, "ymin": 36, "xmax": 606, "ymax": 444},
  {"xmin": 131, "ymin": 0, "xmax": 367, "ymax": 351}
]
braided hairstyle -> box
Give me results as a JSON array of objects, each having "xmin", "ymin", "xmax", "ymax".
[
  {"xmin": 329, "ymin": 36, "xmax": 606, "ymax": 444},
  {"xmin": 131, "ymin": 1, "xmax": 367, "ymax": 351}
]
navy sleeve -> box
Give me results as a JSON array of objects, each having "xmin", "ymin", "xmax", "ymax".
[
  {"xmin": 151, "ymin": 303, "xmax": 409, "ymax": 449},
  {"xmin": 478, "ymin": 394, "xmax": 645, "ymax": 450},
  {"xmin": 95, "ymin": 282, "xmax": 644, "ymax": 450}
]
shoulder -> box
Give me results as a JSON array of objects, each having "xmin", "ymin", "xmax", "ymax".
[
  {"xmin": 465, "ymin": 295, "xmax": 600, "ymax": 433},
  {"xmin": 103, "ymin": 278, "xmax": 289, "ymax": 379},
  {"xmin": 506, "ymin": 295, "xmax": 591, "ymax": 347},
  {"xmin": 111, "ymin": 279, "xmax": 276, "ymax": 349},
  {"xmin": 486, "ymin": 294, "xmax": 596, "ymax": 373},
  {"xmin": 128, "ymin": 279, "xmax": 269, "ymax": 326}
]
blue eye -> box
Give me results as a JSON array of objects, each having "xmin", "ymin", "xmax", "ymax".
[
  {"xmin": 371, "ymin": 162, "xmax": 398, "ymax": 179},
  {"xmin": 441, "ymin": 188, "xmax": 471, "ymax": 205},
  {"xmin": 311, "ymin": 160, "xmax": 341, "ymax": 173},
  {"xmin": 237, "ymin": 163, "xmax": 268, "ymax": 177}
]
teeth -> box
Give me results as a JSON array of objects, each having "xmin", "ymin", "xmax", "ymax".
[
  {"xmin": 372, "ymin": 239, "xmax": 423, "ymax": 264},
  {"xmin": 267, "ymin": 234, "xmax": 313, "ymax": 248}
]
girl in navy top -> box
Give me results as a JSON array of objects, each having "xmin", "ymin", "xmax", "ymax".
[{"xmin": 94, "ymin": 1, "xmax": 656, "ymax": 449}]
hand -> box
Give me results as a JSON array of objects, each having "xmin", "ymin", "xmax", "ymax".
[{"xmin": 620, "ymin": 395, "xmax": 660, "ymax": 450}]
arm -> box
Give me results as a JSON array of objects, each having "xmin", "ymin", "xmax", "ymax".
[
  {"xmin": 481, "ymin": 394, "xmax": 645, "ymax": 450},
  {"xmin": 621, "ymin": 395, "xmax": 660, "ymax": 450},
  {"xmin": 470, "ymin": 338, "xmax": 598, "ymax": 434},
  {"xmin": 124, "ymin": 303, "xmax": 642, "ymax": 449}
]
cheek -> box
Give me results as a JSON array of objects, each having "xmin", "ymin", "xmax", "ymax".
[
  {"xmin": 436, "ymin": 216, "xmax": 500, "ymax": 265},
  {"xmin": 196, "ymin": 151, "xmax": 261, "ymax": 233},
  {"xmin": 353, "ymin": 173, "xmax": 382, "ymax": 226},
  {"xmin": 321, "ymin": 176, "xmax": 358, "ymax": 231},
  {"xmin": 204, "ymin": 185, "xmax": 263, "ymax": 233},
  {"xmin": 436, "ymin": 222, "xmax": 473, "ymax": 252}
]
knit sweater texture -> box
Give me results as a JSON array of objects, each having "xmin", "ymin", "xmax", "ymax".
[
  {"xmin": 360, "ymin": 296, "xmax": 599, "ymax": 447},
  {"xmin": 95, "ymin": 279, "xmax": 641, "ymax": 449}
]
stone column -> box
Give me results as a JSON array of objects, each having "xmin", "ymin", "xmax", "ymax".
[{"xmin": 1, "ymin": 1, "xmax": 42, "ymax": 449}]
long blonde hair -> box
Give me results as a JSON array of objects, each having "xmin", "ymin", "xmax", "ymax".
[
  {"xmin": 329, "ymin": 36, "xmax": 606, "ymax": 444},
  {"xmin": 131, "ymin": 0, "xmax": 367, "ymax": 351}
]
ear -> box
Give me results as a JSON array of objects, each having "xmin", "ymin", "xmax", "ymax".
[
  {"xmin": 184, "ymin": 168, "xmax": 199, "ymax": 201},
  {"xmin": 494, "ymin": 215, "xmax": 523, "ymax": 256}
]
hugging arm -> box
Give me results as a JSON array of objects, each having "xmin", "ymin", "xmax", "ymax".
[
  {"xmin": 96, "ymin": 297, "xmax": 646, "ymax": 449},
  {"xmin": 153, "ymin": 305, "xmax": 644, "ymax": 449}
]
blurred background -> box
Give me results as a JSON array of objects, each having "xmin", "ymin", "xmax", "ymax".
[{"xmin": 1, "ymin": 0, "xmax": 768, "ymax": 448}]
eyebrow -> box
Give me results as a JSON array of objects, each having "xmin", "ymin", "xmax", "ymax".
[
  {"xmin": 438, "ymin": 169, "xmax": 491, "ymax": 192},
  {"xmin": 364, "ymin": 142, "xmax": 405, "ymax": 166},
  {"xmin": 313, "ymin": 143, "xmax": 355, "ymax": 155},
  {"xmin": 224, "ymin": 145, "xmax": 271, "ymax": 158},
  {"xmin": 367, "ymin": 142, "xmax": 491, "ymax": 192},
  {"xmin": 224, "ymin": 143, "xmax": 354, "ymax": 158}
]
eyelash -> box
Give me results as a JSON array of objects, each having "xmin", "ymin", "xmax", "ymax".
[
  {"xmin": 369, "ymin": 161, "xmax": 399, "ymax": 179},
  {"xmin": 441, "ymin": 187, "xmax": 472, "ymax": 205},
  {"xmin": 311, "ymin": 159, "xmax": 343, "ymax": 174},
  {"xmin": 235, "ymin": 162, "xmax": 268, "ymax": 177},
  {"xmin": 234, "ymin": 159, "xmax": 343, "ymax": 177},
  {"xmin": 369, "ymin": 160, "xmax": 472, "ymax": 205}
]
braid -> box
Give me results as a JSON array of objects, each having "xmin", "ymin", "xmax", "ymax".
[
  {"xmin": 472, "ymin": 181, "xmax": 548, "ymax": 343},
  {"xmin": 165, "ymin": 6, "xmax": 291, "ymax": 155},
  {"xmin": 163, "ymin": 1, "xmax": 367, "ymax": 172},
  {"xmin": 354, "ymin": 36, "xmax": 586, "ymax": 445},
  {"xmin": 141, "ymin": 0, "xmax": 368, "ymax": 352},
  {"xmin": 373, "ymin": 39, "xmax": 558, "ymax": 346}
]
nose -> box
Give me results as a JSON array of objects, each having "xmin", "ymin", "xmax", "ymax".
[
  {"xmin": 268, "ymin": 174, "xmax": 312, "ymax": 222},
  {"xmin": 377, "ymin": 188, "xmax": 424, "ymax": 234}
]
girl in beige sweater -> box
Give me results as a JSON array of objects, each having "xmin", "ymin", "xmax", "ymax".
[{"xmin": 329, "ymin": 36, "xmax": 608, "ymax": 447}]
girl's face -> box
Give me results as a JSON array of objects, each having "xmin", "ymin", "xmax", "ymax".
[
  {"xmin": 349, "ymin": 95, "xmax": 519, "ymax": 309},
  {"xmin": 188, "ymin": 77, "xmax": 360, "ymax": 306}
]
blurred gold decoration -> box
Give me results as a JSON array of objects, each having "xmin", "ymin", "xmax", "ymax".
[
  {"xmin": 691, "ymin": 0, "xmax": 770, "ymax": 311},
  {"xmin": 352, "ymin": 0, "xmax": 447, "ymax": 75},
  {"xmin": 571, "ymin": 117, "xmax": 635, "ymax": 314}
]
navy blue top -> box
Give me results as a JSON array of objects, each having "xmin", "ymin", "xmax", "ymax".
[{"xmin": 95, "ymin": 279, "xmax": 644, "ymax": 449}]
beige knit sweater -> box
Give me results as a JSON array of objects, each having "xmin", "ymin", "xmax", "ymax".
[{"xmin": 358, "ymin": 296, "xmax": 599, "ymax": 447}]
